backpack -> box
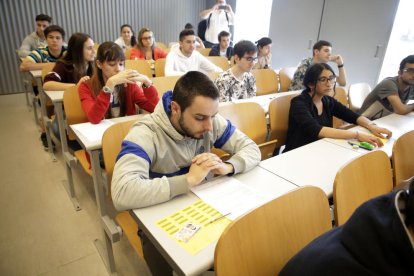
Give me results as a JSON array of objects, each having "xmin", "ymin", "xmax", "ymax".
[{"xmin": 197, "ymin": 12, "xmax": 230, "ymax": 42}]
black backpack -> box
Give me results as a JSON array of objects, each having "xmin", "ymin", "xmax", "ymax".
[{"xmin": 197, "ymin": 12, "xmax": 230, "ymax": 42}]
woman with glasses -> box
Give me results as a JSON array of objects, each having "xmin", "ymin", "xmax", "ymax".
[
  {"xmin": 283, "ymin": 63, "xmax": 392, "ymax": 152},
  {"xmin": 130, "ymin": 28, "xmax": 167, "ymax": 61}
]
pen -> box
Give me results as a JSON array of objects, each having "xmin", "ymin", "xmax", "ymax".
[
  {"xmin": 347, "ymin": 141, "xmax": 373, "ymax": 151},
  {"xmin": 210, "ymin": 212, "xmax": 231, "ymax": 223}
]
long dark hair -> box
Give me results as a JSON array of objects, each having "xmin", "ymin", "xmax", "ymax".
[
  {"xmin": 58, "ymin": 32, "xmax": 93, "ymax": 82},
  {"xmin": 90, "ymin": 42, "xmax": 127, "ymax": 118},
  {"xmin": 303, "ymin": 63, "xmax": 337, "ymax": 96},
  {"xmin": 120, "ymin": 24, "xmax": 137, "ymax": 47},
  {"xmin": 401, "ymin": 177, "xmax": 414, "ymax": 227}
]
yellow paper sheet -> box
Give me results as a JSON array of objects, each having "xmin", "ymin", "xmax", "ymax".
[{"xmin": 156, "ymin": 200, "xmax": 231, "ymax": 255}]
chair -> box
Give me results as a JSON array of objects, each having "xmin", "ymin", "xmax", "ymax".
[
  {"xmin": 206, "ymin": 56, "xmax": 230, "ymax": 71},
  {"xmin": 332, "ymin": 86, "xmax": 350, "ymax": 129},
  {"xmin": 125, "ymin": 47, "xmax": 132, "ymax": 60},
  {"xmin": 214, "ymin": 186, "xmax": 332, "ymax": 276},
  {"xmin": 392, "ymin": 130, "xmax": 414, "ymax": 187},
  {"xmin": 333, "ymin": 150, "xmax": 393, "ymax": 226},
  {"xmin": 198, "ymin": 47, "xmax": 212, "ymax": 56},
  {"xmin": 219, "ymin": 102, "xmax": 277, "ymax": 160},
  {"xmin": 150, "ymin": 75, "xmax": 181, "ymax": 98},
  {"xmin": 156, "ymin": 42, "xmax": 167, "ymax": 50},
  {"xmin": 278, "ymin": 67, "xmax": 296, "ymax": 92},
  {"xmin": 268, "ymin": 92, "xmax": 300, "ymax": 153},
  {"xmin": 154, "ymin": 58, "xmax": 166, "ymax": 77},
  {"xmin": 348, "ymin": 82, "xmax": 371, "ymax": 112},
  {"xmin": 125, "ymin": 59, "xmax": 153, "ymax": 78},
  {"xmin": 102, "ymin": 120, "xmax": 144, "ymax": 258},
  {"xmin": 251, "ymin": 69, "xmax": 278, "ymax": 96},
  {"xmin": 63, "ymin": 85, "xmax": 92, "ymax": 176}
]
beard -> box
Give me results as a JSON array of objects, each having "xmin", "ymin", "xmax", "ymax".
[{"xmin": 178, "ymin": 115, "xmax": 205, "ymax": 140}]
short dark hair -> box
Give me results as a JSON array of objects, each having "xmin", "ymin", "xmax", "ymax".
[
  {"xmin": 218, "ymin": 31, "xmax": 230, "ymax": 43},
  {"xmin": 44, "ymin": 25, "xmax": 65, "ymax": 40},
  {"xmin": 184, "ymin": 23, "xmax": 194, "ymax": 30},
  {"xmin": 303, "ymin": 63, "xmax": 336, "ymax": 92},
  {"xmin": 255, "ymin": 37, "xmax": 272, "ymax": 48},
  {"xmin": 35, "ymin": 14, "xmax": 52, "ymax": 22},
  {"xmin": 312, "ymin": 40, "xmax": 332, "ymax": 56},
  {"xmin": 179, "ymin": 29, "xmax": 195, "ymax": 42},
  {"xmin": 172, "ymin": 71, "xmax": 219, "ymax": 112},
  {"xmin": 399, "ymin": 55, "xmax": 414, "ymax": 71},
  {"xmin": 233, "ymin": 40, "xmax": 257, "ymax": 59}
]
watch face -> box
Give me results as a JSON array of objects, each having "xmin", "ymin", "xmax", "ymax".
[{"xmin": 103, "ymin": 86, "xmax": 111, "ymax": 93}]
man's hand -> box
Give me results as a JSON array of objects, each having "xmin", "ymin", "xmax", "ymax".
[{"xmin": 330, "ymin": 55, "xmax": 344, "ymax": 66}]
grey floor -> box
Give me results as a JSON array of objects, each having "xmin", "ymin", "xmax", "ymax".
[{"xmin": 0, "ymin": 93, "xmax": 151, "ymax": 276}]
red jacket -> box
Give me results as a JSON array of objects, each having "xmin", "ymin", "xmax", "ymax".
[
  {"xmin": 78, "ymin": 80, "xmax": 159, "ymax": 124},
  {"xmin": 130, "ymin": 47, "xmax": 167, "ymax": 60}
]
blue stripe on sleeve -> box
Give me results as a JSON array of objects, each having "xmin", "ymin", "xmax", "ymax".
[
  {"xmin": 214, "ymin": 119, "xmax": 236, "ymax": 148},
  {"xmin": 149, "ymin": 166, "xmax": 189, "ymax": 178},
  {"xmin": 116, "ymin": 140, "xmax": 151, "ymax": 165}
]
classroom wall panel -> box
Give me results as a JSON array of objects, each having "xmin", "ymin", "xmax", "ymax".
[{"xmin": 0, "ymin": 0, "xmax": 206, "ymax": 95}]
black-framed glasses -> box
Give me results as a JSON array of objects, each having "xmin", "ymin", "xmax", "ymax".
[
  {"xmin": 317, "ymin": 75, "xmax": 336, "ymax": 84},
  {"xmin": 242, "ymin": 56, "xmax": 258, "ymax": 62},
  {"xmin": 402, "ymin": 68, "xmax": 414, "ymax": 74},
  {"xmin": 142, "ymin": 36, "xmax": 152, "ymax": 40}
]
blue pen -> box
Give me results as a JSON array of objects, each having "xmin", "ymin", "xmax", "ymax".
[{"xmin": 347, "ymin": 141, "xmax": 373, "ymax": 151}]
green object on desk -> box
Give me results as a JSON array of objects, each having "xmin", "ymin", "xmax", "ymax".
[{"xmin": 359, "ymin": 142, "xmax": 374, "ymax": 150}]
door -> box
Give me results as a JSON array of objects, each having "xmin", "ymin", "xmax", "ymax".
[{"xmin": 318, "ymin": 0, "xmax": 399, "ymax": 87}]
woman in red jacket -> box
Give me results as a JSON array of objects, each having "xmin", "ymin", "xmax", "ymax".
[
  {"xmin": 130, "ymin": 28, "xmax": 167, "ymax": 61},
  {"xmin": 78, "ymin": 41, "xmax": 159, "ymax": 124}
]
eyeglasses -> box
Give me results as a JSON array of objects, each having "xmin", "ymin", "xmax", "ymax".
[
  {"xmin": 142, "ymin": 36, "xmax": 152, "ymax": 40},
  {"xmin": 402, "ymin": 68, "xmax": 414, "ymax": 74},
  {"xmin": 242, "ymin": 56, "xmax": 258, "ymax": 63},
  {"xmin": 317, "ymin": 75, "xmax": 336, "ymax": 84}
]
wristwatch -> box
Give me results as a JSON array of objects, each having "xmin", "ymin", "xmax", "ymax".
[{"xmin": 103, "ymin": 85, "xmax": 113, "ymax": 94}]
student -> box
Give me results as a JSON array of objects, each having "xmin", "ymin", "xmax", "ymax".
[
  {"xmin": 208, "ymin": 30, "xmax": 233, "ymax": 60},
  {"xmin": 78, "ymin": 42, "xmax": 159, "ymax": 124},
  {"xmin": 165, "ymin": 29, "xmax": 222, "ymax": 76},
  {"xmin": 289, "ymin": 40, "xmax": 346, "ymax": 91},
  {"xmin": 168, "ymin": 23, "xmax": 205, "ymax": 49},
  {"xmin": 19, "ymin": 25, "xmax": 66, "ymax": 72},
  {"xmin": 114, "ymin": 24, "xmax": 137, "ymax": 52},
  {"xmin": 280, "ymin": 178, "xmax": 414, "ymax": 275},
  {"xmin": 130, "ymin": 27, "xmax": 167, "ymax": 61},
  {"xmin": 43, "ymin": 33, "xmax": 95, "ymax": 91},
  {"xmin": 284, "ymin": 63, "xmax": 391, "ymax": 152},
  {"xmin": 199, "ymin": 0, "xmax": 235, "ymax": 48},
  {"xmin": 254, "ymin": 37, "xmax": 272, "ymax": 69},
  {"xmin": 359, "ymin": 55, "xmax": 414, "ymax": 119},
  {"xmin": 214, "ymin": 40, "xmax": 257, "ymax": 102},
  {"xmin": 18, "ymin": 14, "xmax": 52, "ymax": 58},
  {"xmin": 111, "ymin": 71, "xmax": 260, "ymax": 275}
]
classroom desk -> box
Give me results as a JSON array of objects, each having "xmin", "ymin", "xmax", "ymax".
[
  {"xmin": 31, "ymin": 69, "xmax": 57, "ymax": 161},
  {"xmin": 324, "ymin": 113, "xmax": 414, "ymax": 157},
  {"xmin": 70, "ymin": 115, "xmax": 143, "ymax": 274},
  {"xmin": 131, "ymin": 166, "xmax": 298, "ymax": 276},
  {"xmin": 259, "ymin": 139, "xmax": 363, "ymax": 196},
  {"xmin": 28, "ymin": 70, "xmax": 41, "ymax": 125},
  {"xmin": 44, "ymin": 90, "xmax": 81, "ymax": 210}
]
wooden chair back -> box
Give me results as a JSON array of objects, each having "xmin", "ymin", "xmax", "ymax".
[
  {"xmin": 125, "ymin": 47, "xmax": 132, "ymax": 60},
  {"xmin": 332, "ymin": 86, "xmax": 350, "ymax": 129},
  {"xmin": 268, "ymin": 92, "xmax": 300, "ymax": 151},
  {"xmin": 101, "ymin": 120, "xmax": 144, "ymax": 257},
  {"xmin": 278, "ymin": 67, "xmax": 296, "ymax": 92},
  {"xmin": 392, "ymin": 130, "xmax": 414, "ymax": 187},
  {"xmin": 154, "ymin": 58, "xmax": 166, "ymax": 77},
  {"xmin": 251, "ymin": 69, "xmax": 278, "ymax": 96},
  {"xmin": 214, "ymin": 186, "xmax": 331, "ymax": 276},
  {"xmin": 333, "ymin": 150, "xmax": 393, "ymax": 226},
  {"xmin": 348, "ymin": 82, "xmax": 371, "ymax": 112},
  {"xmin": 198, "ymin": 48, "xmax": 212, "ymax": 56},
  {"xmin": 151, "ymin": 75, "xmax": 181, "ymax": 98},
  {"xmin": 125, "ymin": 59, "xmax": 152, "ymax": 78},
  {"xmin": 63, "ymin": 85, "xmax": 88, "ymax": 140},
  {"xmin": 156, "ymin": 42, "xmax": 167, "ymax": 50},
  {"xmin": 41, "ymin": 62, "xmax": 56, "ymax": 82},
  {"xmin": 219, "ymin": 102, "xmax": 276, "ymax": 160},
  {"xmin": 206, "ymin": 56, "xmax": 230, "ymax": 71}
]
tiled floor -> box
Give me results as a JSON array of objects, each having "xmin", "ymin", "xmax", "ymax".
[{"xmin": 0, "ymin": 93, "xmax": 151, "ymax": 276}]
